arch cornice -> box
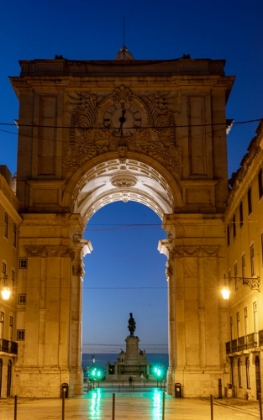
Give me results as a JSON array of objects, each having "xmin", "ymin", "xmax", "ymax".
[{"xmin": 62, "ymin": 151, "xmax": 183, "ymax": 219}]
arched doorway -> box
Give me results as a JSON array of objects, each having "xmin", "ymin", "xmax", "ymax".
[
  {"xmin": 71, "ymin": 156, "xmax": 177, "ymax": 393},
  {"xmin": 81, "ymin": 201, "xmax": 168, "ymax": 362},
  {"xmin": 7, "ymin": 360, "xmax": 12, "ymax": 397},
  {"xmin": 255, "ymin": 356, "xmax": 261, "ymax": 400}
]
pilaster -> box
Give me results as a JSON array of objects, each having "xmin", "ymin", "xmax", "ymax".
[
  {"xmin": 159, "ymin": 213, "xmax": 228, "ymax": 396},
  {"xmin": 14, "ymin": 213, "xmax": 92, "ymax": 397}
]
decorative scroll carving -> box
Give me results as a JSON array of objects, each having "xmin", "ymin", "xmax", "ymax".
[
  {"xmin": 165, "ymin": 261, "xmax": 173, "ymax": 281},
  {"xmin": 72, "ymin": 264, "xmax": 85, "ymax": 277},
  {"xmin": 63, "ymin": 86, "xmax": 182, "ymax": 179},
  {"xmin": 25, "ymin": 245, "xmax": 75, "ymax": 260},
  {"xmin": 141, "ymin": 92, "xmax": 178, "ymax": 137},
  {"xmin": 173, "ymin": 245, "xmax": 219, "ymax": 257}
]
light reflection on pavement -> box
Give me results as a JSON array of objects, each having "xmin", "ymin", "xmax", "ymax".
[{"xmin": 0, "ymin": 388, "xmax": 261, "ymax": 420}]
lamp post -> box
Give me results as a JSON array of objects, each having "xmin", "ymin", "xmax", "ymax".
[{"xmin": 221, "ymin": 275, "xmax": 260, "ymax": 300}]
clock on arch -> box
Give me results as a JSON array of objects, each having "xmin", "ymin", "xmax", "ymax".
[{"xmin": 103, "ymin": 101, "xmax": 142, "ymax": 137}]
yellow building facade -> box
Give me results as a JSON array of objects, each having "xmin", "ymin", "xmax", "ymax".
[
  {"xmin": 224, "ymin": 121, "xmax": 263, "ymax": 399},
  {"xmin": 0, "ymin": 166, "xmax": 21, "ymax": 398}
]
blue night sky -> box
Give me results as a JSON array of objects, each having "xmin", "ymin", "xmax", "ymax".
[{"xmin": 0, "ymin": 0, "xmax": 262, "ymax": 354}]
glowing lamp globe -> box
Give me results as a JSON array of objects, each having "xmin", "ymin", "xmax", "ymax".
[
  {"xmin": 221, "ymin": 286, "xmax": 230, "ymax": 300},
  {"xmin": 1, "ymin": 286, "xmax": 11, "ymax": 300}
]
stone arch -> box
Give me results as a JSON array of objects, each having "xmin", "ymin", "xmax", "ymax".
[
  {"xmin": 62, "ymin": 152, "xmax": 183, "ymax": 224},
  {"xmin": 10, "ymin": 54, "xmax": 234, "ymax": 399}
]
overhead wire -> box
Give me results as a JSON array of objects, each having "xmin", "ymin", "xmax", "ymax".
[{"xmin": 0, "ymin": 117, "xmax": 261, "ymax": 136}]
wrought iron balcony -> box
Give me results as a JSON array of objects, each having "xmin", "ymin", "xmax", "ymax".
[
  {"xmin": 0, "ymin": 338, "xmax": 18, "ymax": 355},
  {"xmin": 226, "ymin": 331, "xmax": 263, "ymax": 354}
]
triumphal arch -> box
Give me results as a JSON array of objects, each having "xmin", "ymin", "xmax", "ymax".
[{"xmin": 10, "ymin": 48, "xmax": 234, "ymax": 397}]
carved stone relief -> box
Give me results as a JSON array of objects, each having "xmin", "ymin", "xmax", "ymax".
[
  {"xmin": 165, "ymin": 261, "xmax": 173, "ymax": 281},
  {"xmin": 72, "ymin": 264, "xmax": 85, "ymax": 278},
  {"xmin": 172, "ymin": 245, "xmax": 219, "ymax": 257},
  {"xmin": 111, "ymin": 175, "xmax": 137, "ymax": 188},
  {"xmin": 63, "ymin": 86, "xmax": 182, "ymax": 178},
  {"xmin": 25, "ymin": 245, "xmax": 75, "ymax": 260}
]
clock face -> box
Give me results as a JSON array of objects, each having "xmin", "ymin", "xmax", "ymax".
[{"xmin": 103, "ymin": 102, "xmax": 142, "ymax": 137}]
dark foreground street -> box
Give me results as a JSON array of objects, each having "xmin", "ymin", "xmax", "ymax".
[{"xmin": 0, "ymin": 388, "xmax": 262, "ymax": 419}]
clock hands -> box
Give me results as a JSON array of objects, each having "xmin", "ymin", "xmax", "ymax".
[
  {"xmin": 118, "ymin": 109, "xmax": 126, "ymax": 137},
  {"xmin": 103, "ymin": 102, "xmax": 142, "ymax": 137}
]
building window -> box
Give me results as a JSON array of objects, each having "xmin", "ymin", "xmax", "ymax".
[
  {"xmin": 244, "ymin": 307, "xmax": 248, "ymax": 336},
  {"xmin": 238, "ymin": 358, "xmax": 242, "ymax": 387},
  {"xmin": 230, "ymin": 316, "xmax": 233, "ymax": 341},
  {"xmin": 248, "ymin": 187, "xmax": 252, "ymax": 214},
  {"xmin": 4, "ymin": 213, "xmax": 8, "ymax": 238},
  {"xmin": 9, "ymin": 316, "xmax": 13, "ymax": 341},
  {"xmin": 227, "ymin": 225, "xmax": 230, "ymax": 246},
  {"xmin": 236, "ymin": 312, "xmax": 240, "ymax": 338},
  {"xmin": 230, "ymin": 358, "xmax": 235, "ymax": 386},
  {"xmin": 234, "ymin": 262, "xmax": 238, "ymax": 291},
  {"xmin": 250, "ymin": 244, "xmax": 255, "ymax": 276},
  {"xmin": 17, "ymin": 330, "xmax": 25, "ymax": 341},
  {"xmin": 19, "ymin": 259, "xmax": 27, "ymax": 269},
  {"xmin": 239, "ymin": 202, "xmax": 243, "ymax": 227},
  {"xmin": 253, "ymin": 302, "xmax": 258, "ymax": 333},
  {"xmin": 18, "ymin": 294, "xmax": 26, "ymax": 304},
  {"xmin": 0, "ymin": 312, "xmax": 4, "ymax": 339},
  {"xmin": 2, "ymin": 262, "xmax": 7, "ymax": 276},
  {"xmin": 11, "ymin": 270, "xmax": 15, "ymax": 288},
  {"xmin": 246, "ymin": 357, "xmax": 250, "ymax": 389},
  {"xmin": 258, "ymin": 169, "xmax": 263, "ymax": 199},
  {"xmin": 242, "ymin": 255, "xmax": 246, "ymax": 278},
  {"xmin": 233, "ymin": 215, "xmax": 236, "ymax": 237},
  {"xmin": 13, "ymin": 224, "xmax": 17, "ymax": 247}
]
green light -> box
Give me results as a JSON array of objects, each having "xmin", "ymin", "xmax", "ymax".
[{"xmin": 153, "ymin": 366, "xmax": 163, "ymax": 378}]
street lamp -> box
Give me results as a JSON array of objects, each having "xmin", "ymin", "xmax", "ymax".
[
  {"xmin": 221, "ymin": 284, "xmax": 230, "ymax": 300},
  {"xmin": 1, "ymin": 275, "xmax": 11, "ymax": 300},
  {"xmin": 90, "ymin": 367, "xmax": 103, "ymax": 387},
  {"xmin": 153, "ymin": 366, "xmax": 164, "ymax": 387},
  {"xmin": 221, "ymin": 275, "xmax": 260, "ymax": 300}
]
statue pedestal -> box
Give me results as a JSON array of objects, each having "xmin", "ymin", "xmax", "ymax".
[{"xmin": 125, "ymin": 336, "xmax": 139, "ymax": 365}]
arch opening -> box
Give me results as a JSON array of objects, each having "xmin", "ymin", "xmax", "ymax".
[
  {"xmin": 65, "ymin": 155, "xmax": 182, "ymax": 224},
  {"xmin": 81, "ymin": 201, "xmax": 169, "ymax": 375}
]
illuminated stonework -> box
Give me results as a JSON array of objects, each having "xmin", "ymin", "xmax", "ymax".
[
  {"xmin": 9, "ymin": 55, "xmax": 234, "ymax": 398},
  {"xmin": 111, "ymin": 175, "xmax": 137, "ymax": 188},
  {"xmin": 72, "ymin": 159, "xmax": 175, "ymax": 223}
]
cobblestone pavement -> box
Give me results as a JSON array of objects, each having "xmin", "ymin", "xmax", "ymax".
[{"xmin": 0, "ymin": 390, "xmax": 262, "ymax": 419}]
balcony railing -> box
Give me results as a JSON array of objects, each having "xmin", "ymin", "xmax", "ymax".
[
  {"xmin": 0, "ymin": 338, "xmax": 18, "ymax": 355},
  {"xmin": 226, "ymin": 332, "xmax": 262, "ymax": 354}
]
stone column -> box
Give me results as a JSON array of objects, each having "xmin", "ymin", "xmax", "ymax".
[
  {"xmin": 70, "ymin": 237, "xmax": 93, "ymax": 395},
  {"xmin": 159, "ymin": 214, "xmax": 227, "ymax": 397}
]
